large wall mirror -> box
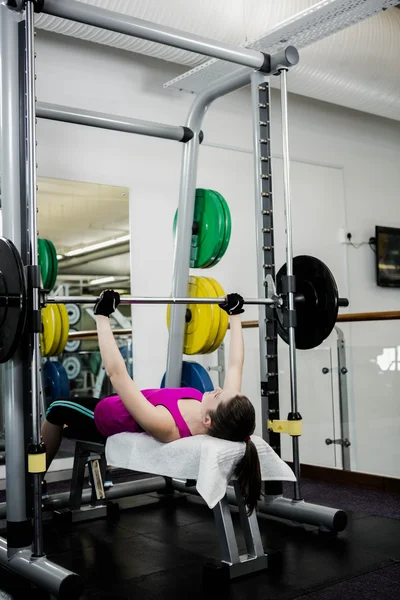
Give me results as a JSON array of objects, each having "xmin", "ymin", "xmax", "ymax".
[
  {"xmin": 38, "ymin": 177, "xmax": 130, "ymax": 295},
  {"xmin": 0, "ymin": 178, "xmax": 132, "ymax": 464},
  {"xmin": 38, "ymin": 177, "xmax": 132, "ymax": 410}
]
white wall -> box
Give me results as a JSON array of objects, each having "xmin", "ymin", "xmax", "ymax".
[{"xmin": 35, "ymin": 31, "xmax": 400, "ymax": 478}]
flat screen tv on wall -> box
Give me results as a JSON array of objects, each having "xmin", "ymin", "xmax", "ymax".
[{"xmin": 376, "ymin": 226, "xmax": 400, "ymax": 287}]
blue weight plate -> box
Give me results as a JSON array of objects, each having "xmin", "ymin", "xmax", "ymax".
[
  {"xmin": 161, "ymin": 360, "xmax": 214, "ymax": 393},
  {"xmin": 186, "ymin": 361, "xmax": 214, "ymax": 392},
  {"xmin": 53, "ymin": 361, "xmax": 70, "ymax": 398},
  {"xmin": 43, "ymin": 361, "xmax": 61, "ymax": 407}
]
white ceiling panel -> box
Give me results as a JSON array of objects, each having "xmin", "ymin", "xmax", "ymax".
[{"xmin": 36, "ymin": 0, "xmax": 400, "ymax": 121}]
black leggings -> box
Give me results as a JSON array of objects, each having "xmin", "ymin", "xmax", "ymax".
[{"xmin": 46, "ymin": 396, "xmax": 106, "ymax": 444}]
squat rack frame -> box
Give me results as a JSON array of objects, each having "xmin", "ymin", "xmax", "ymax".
[{"xmin": 0, "ymin": 1, "xmax": 345, "ymax": 597}]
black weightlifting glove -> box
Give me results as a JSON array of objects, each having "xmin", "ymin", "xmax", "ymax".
[
  {"xmin": 219, "ymin": 293, "xmax": 244, "ymax": 315},
  {"xmin": 94, "ymin": 290, "xmax": 120, "ymax": 317}
]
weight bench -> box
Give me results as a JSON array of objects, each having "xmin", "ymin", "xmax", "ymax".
[
  {"xmin": 58, "ymin": 433, "xmax": 296, "ymax": 580},
  {"xmin": 53, "ymin": 440, "xmax": 115, "ymax": 524}
]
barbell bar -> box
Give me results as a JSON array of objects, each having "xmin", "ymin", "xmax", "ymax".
[
  {"xmin": 44, "ymin": 294, "xmax": 349, "ymax": 308},
  {"xmin": 44, "ymin": 295, "xmax": 279, "ymax": 306}
]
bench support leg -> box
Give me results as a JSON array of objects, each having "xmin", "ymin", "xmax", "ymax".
[{"xmin": 210, "ymin": 484, "xmax": 269, "ymax": 579}]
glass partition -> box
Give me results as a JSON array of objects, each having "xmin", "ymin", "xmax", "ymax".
[
  {"xmin": 206, "ymin": 316, "xmax": 400, "ymax": 479},
  {"xmin": 341, "ymin": 319, "xmax": 400, "ymax": 479}
]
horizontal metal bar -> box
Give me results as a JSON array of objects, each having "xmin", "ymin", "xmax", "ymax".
[
  {"xmin": 337, "ymin": 310, "xmax": 400, "ymax": 323},
  {"xmin": 0, "ymin": 477, "xmax": 167, "ymax": 519},
  {"xmin": 67, "ymin": 322, "xmax": 259, "ymax": 340},
  {"xmin": 47, "ymin": 295, "xmax": 276, "ymax": 306},
  {"xmin": 0, "ymin": 538, "xmax": 83, "ymax": 599},
  {"xmin": 170, "ymin": 479, "xmax": 347, "ymax": 532},
  {"xmin": 257, "ymin": 496, "xmax": 347, "ymax": 532},
  {"xmin": 42, "ymin": 0, "xmax": 265, "ymax": 70},
  {"xmin": 68, "ymin": 328, "xmax": 129, "ymax": 340},
  {"xmin": 37, "ymin": 102, "xmax": 190, "ymax": 142}
]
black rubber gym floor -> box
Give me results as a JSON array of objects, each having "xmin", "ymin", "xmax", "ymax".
[{"xmin": 0, "ymin": 477, "xmax": 399, "ymax": 600}]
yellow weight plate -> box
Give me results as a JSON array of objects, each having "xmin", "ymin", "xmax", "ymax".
[
  {"xmin": 40, "ymin": 305, "xmax": 56, "ymax": 357},
  {"xmin": 49, "ymin": 305, "xmax": 62, "ymax": 356},
  {"xmin": 198, "ymin": 276, "xmax": 220, "ymax": 353},
  {"xmin": 205, "ymin": 278, "xmax": 229, "ymax": 353},
  {"xmin": 54, "ymin": 304, "xmax": 69, "ymax": 356},
  {"xmin": 167, "ymin": 276, "xmax": 214, "ymax": 355}
]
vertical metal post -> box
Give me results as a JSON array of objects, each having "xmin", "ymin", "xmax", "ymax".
[
  {"xmin": 217, "ymin": 343, "xmax": 226, "ymax": 388},
  {"xmin": 335, "ymin": 327, "xmax": 351, "ymax": 470},
  {"xmin": 213, "ymin": 497, "xmax": 240, "ymax": 564},
  {"xmin": 25, "ymin": 0, "xmax": 44, "ymax": 557},
  {"xmin": 165, "ymin": 69, "xmax": 252, "ymax": 389},
  {"xmin": 233, "ymin": 482, "xmax": 264, "ymax": 558},
  {"xmin": 280, "ymin": 70, "xmax": 302, "ymax": 501},
  {"xmin": 0, "ymin": 3, "xmax": 31, "ymax": 554},
  {"xmin": 250, "ymin": 71, "xmax": 283, "ymax": 496},
  {"xmin": 165, "ymin": 136, "xmax": 201, "ymax": 387}
]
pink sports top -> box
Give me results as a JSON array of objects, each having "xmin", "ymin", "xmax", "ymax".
[{"xmin": 94, "ymin": 387, "xmax": 203, "ymax": 438}]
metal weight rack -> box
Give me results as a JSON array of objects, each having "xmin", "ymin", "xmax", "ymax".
[
  {"xmin": 5, "ymin": 0, "xmax": 391, "ymax": 594},
  {"xmin": 0, "ymin": 1, "xmax": 304, "ymax": 596},
  {"xmin": 163, "ymin": 46, "xmax": 349, "ymax": 530}
]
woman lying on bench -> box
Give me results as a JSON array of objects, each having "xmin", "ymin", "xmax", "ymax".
[{"xmin": 42, "ymin": 290, "xmax": 261, "ymax": 512}]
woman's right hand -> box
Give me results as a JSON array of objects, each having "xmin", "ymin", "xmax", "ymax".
[{"xmin": 94, "ymin": 290, "xmax": 120, "ymax": 318}]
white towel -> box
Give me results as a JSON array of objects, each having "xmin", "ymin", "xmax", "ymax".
[{"xmin": 106, "ymin": 433, "xmax": 296, "ymax": 509}]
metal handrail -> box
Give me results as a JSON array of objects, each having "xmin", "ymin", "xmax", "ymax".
[{"xmin": 336, "ymin": 311, "xmax": 400, "ymax": 322}]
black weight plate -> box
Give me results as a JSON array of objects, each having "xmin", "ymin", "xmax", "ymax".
[
  {"xmin": 276, "ymin": 255, "xmax": 339, "ymax": 350},
  {"xmin": 0, "ymin": 238, "xmax": 27, "ymax": 363}
]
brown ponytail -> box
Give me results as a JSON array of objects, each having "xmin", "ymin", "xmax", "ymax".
[
  {"xmin": 207, "ymin": 395, "xmax": 262, "ymax": 515},
  {"xmin": 234, "ymin": 438, "xmax": 262, "ymax": 515}
]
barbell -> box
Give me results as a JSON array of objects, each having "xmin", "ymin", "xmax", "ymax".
[
  {"xmin": 45, "ymin": 295, "xmax": 277, "ymax": 306},
  {"xmin": 0, "ymin": 236, "xmax": 348, "ymax": 363}
]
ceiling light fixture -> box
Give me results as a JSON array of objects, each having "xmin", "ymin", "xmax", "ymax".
[
  {"xmin": 89, "ymin": 276, "xmax": 117, "ymax": 285},
  {"xmin": 64, "ymin": 234, "xmax": 130, "ymax": 258}
]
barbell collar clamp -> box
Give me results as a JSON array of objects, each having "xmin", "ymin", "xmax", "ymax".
[
  {"xmin": 268, "ymin": 418, "xmax": 302, "ymax": 437},
  {"xmin": 282, "ymin": 275, "xmax": 296, "ymax": 294},
  {"xmin": 288, "ymin": 412, "xmax": 302, "ymax": 421},
  {"xmin": 27, "ymin": 442, "xmax": 46, "ymax": 474},
  {"xmin": 30, "ymin": 309, "xmax": 42, "ymax": 334},
  {"xmin": 283, "ymin": 309, "xmax": 297, "ymax": 329},
  {"xmin": 26, "ymin": 265, "xmax": 41, "ymax": 289}
]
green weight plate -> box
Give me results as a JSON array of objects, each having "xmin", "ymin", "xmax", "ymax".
[
  {"xmin": 195, "ymin": 189, "xmax": 225, "ymax": 268},
  {"xmin": 206, "ymin": 191, "xmax": 231, "ymax": 268},
  {"xmin": 173, "ymin": 189, "xmax": 225, "ymax": 269},
  {"xmin": 90, "ymin": 351, "xmax": 102, "ymax": 376},
  {"xmin": 46, "ymin": 239, "xmax": 58, "ymax": 291},
  {"xmin": 44, "ymin": 240, "xmax": 55, "ymax": 292},
  {"xmin": 38, "ymin": 238, "xmax": 52, "ymax": 290}
]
